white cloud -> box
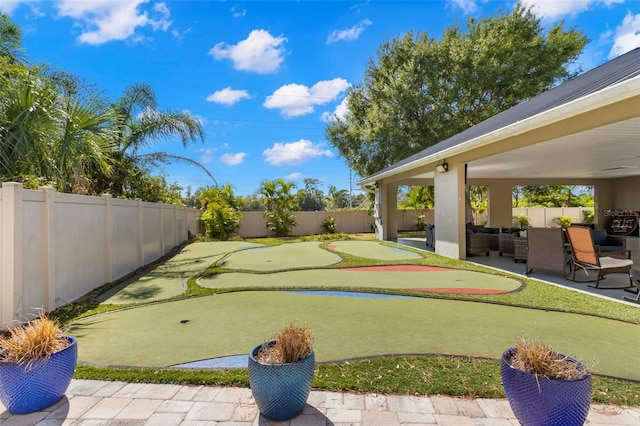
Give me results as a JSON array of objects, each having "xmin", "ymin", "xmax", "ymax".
[
  {"xmin": 0, "ymin": 0, "xmax": 24, "ymax": 14},
  {"xmin": 209, "ymin": 29, "xmax": 287, "ymax": 74},
  {"xmin": 198, "ymin": 148, "xmax": 215, "ymax": 164},
  {"xmin": 286, "ymin": 172, "xmax": 303, "ymax": 180},
  {"xmin": 519, "ymin": 0, "xmax": 623, "ymax": 19},
  {"xmin": 263, "ymin": 139, "xmax": 333, "ymax": 166},
  {"xmin": 206, "ymin": 87, "xmax": 251, "ymax": 106},
  {"xmin": 264, "ymin": 78, "xmax": 350, "ymax": 118},
  {"xmin": 56, "ymin": 0, "xmax": 172, "ymax": 45},
  {"xmin": 449, "ymin": 0, "xmax": 479, "ymax": 15},
  {"xmin": 321, "ymin": 97, "xmax": 349, "ymax": 122},
  {"xmin": 220, "ymin": 152, "xmax": 247, "ymax": 166},
  {"xmin": 327, "ymin": 19, "xmax": 372, "ymax": 44},
  {"xmin": 230, "ymin": 5, "xmax": 247, "ymax": 18},
  {"xmin": 608, "ymin": 12, "xmax": 640, "ymax": 58}
]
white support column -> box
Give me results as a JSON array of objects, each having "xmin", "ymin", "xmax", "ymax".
[
  {"xmin": 1, "ymin": 183, "xmax": 24, "ymax": 327},
  {"xmin": 434, "ymin": 164, "xmax": 466, "ymax": 259},
  {"xmin": 373, "ymin": 182, "xmax": 398, "ymax": 241},
  {"xmin": 41, "ymin": 186, "xmax": 56, "ymax": 312},
  {"xmin": 487, "ymin": 181, "xmax": 514, "ymax": 229}
]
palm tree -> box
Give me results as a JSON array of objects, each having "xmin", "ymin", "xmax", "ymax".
[
  {"xmin": 95, "ymin": 82, "xmax": 214, "ymax": 197},
  {"xmin": 258, "ymin": 179, "xmax": 298, "ymax": 236},
  {"xmin": 326, "ymin": 185, "xmax": 348, "ymax": 211}
]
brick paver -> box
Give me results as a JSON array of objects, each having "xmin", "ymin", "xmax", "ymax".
[{"xmin": 0, "ymin": 379, "xmax": 638, "ymax": 425}]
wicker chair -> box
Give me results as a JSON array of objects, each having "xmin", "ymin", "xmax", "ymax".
[
  {"xmin": 565, "ymin": 226, "xmax": 634, "ymax": 288},
  {"xmin": 525, "ymin": 227, "xmax": 567, "ymax": 275},
  {"xmin": 466, "ymin": 232, "xmax": 490, "ymax": 256}
]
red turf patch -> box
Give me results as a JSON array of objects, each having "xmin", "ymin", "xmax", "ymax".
[
  {"xmin": 327, "ymin": 244, "xmax": 336, "ymax": 250},
  {"xmin": 345, "ymin": 265, "xmax": 452, "ymax": 272},
  {"xmin": 408, "ymin": 288, "xmax": 508, "ymax": 294}
]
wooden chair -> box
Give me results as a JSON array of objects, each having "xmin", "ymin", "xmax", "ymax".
[{"xmin": 565, "ymin": 226, "xmax": 634, "ymax": 289}]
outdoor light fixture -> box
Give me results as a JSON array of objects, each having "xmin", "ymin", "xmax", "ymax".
[{"xmin": 436, "ymin": 163, "xmax": 449, "ymax": 173}]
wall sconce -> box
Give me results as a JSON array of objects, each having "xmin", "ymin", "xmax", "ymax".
[
  {"xmin": 436, "ymin": 163, "xmax": 449, "ymax": 173},
  {"xmin": 374, "ymin": 182, "xmax": 379, "ymax": 188}
]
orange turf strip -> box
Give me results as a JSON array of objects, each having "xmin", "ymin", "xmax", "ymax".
[
  {"xmin": 344, "ymin": 265, "xmax": 452, "ymax": 272},
  {"xmin": 408, "ymin": 288, "xmax": 509, "ymax": 294}
]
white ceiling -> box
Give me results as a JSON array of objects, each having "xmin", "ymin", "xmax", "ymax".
[
  {"xmin": 402, "ymin": 116, "xmax": 640, "ymax": 182},
  {"xmin": 467, "ymin": 116, "xmax": 640, "ymax": 180}
]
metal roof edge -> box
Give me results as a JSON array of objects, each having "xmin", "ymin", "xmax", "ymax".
[{"xmin": 359, "ymin": 75, "xmax": 640, "ymax": 186}]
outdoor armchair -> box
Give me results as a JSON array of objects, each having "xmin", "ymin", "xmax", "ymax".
[
  {"xmin": 465, "ymin": 223, "xmax": 490, "ymax": 256},
  {"xmin": 526, "ymin": 227, "xmax": 567, "ymax": 276},
  {"xmin": 565, "ymin": 225, "xmax": 634, "ymax": 289}
]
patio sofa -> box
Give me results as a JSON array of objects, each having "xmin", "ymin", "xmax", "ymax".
[{"xmin": 592, "ymin": 229, "xmax": 626, "ymax": 254}]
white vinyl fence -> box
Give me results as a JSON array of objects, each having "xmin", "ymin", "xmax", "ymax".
[
  {"xmin": 236, "ymin": 209, "xmax": 433, "ymax": 237},
  {"xmin": 0, "ymin": 183, "xmax": 200, "ymax": 328}
]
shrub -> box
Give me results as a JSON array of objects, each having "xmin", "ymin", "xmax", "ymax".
[
  {"xmin": 322, "ymin": 217, "xmax": 336, "ymax": 234},
  {"xmin": 555, "ymin": 215, "xmax": 576, "ymax": 228},
  {"xmin": 514, "ymin": 213, "xmax": 531, "ymax": 227}
]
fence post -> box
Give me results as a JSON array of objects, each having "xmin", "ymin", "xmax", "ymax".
[
  {"xmin": 158, "ymin": 202, "xmax": 165, "ymax": 255},
  {"xmin": 103, "ymin": 194, "xmax": 113, "ymax": 283},
  {"xmin": 0, "ymin": 183, "xmax": 24, "ymax": 327},
  {"xmin": 137, "ymin": 199, "xmax": 144, "ymax": 269},
  {"xmin": 41, "ymin": 187, "xmax": 56, "ymax": 312}
]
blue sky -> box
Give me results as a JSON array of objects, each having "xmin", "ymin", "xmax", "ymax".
[{"xmin": 3, "ymin": 1, "xmax": 640, "ymax": 197}]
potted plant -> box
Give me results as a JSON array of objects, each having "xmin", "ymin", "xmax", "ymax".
[
  {"xmin": 514, "ymin": 213, "xmax": 531, "ymax": 228},
  {"xmin": 248, "ymin": 323, "xmax": 314, "ymax": 421},
  {"xmin": 0, "ymin": 312, "xmax": 77, "ymax": 414},
  {"xmin": 501, "ymin": 337, "xmax": 591, "ymax": 426},
  {"xmin": 555, "ymin": 215, "xmax": 577, "ymax": 228}
]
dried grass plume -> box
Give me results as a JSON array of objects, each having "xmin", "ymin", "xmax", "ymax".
[
  {"xmin": 257, "ymin": 323, "xmax": 313, "ymax": 364},
  {"xmin": 0, "ymin": 312, "xmax": 69, "ymax": 369},
  {"xmin": 510, "ymin": 336, "xmax": 588, "ymax": 381}
]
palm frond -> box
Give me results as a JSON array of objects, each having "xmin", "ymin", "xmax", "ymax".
[{"xmin": 138, "ymin": 152, "xmax": 217, "ymax": 185}]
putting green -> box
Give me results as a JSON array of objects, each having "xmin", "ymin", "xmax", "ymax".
[
  {"xmin": 70, "ymin": 291, "xmax": 640, "ymax": 381},
  {"xmin": 97, "ymin": 241, "xmax": 263, "ymax": 304},
  {"xmin": 218, "ymin": 241, "xmax": 342, "ymax": 271},
  {"xmin": 327, "ymin": 240, "xmax": 424, "ymax": 260},
  {"xmin": 199, "ymin": 267, "xmax": 521, "ymax": 294}
]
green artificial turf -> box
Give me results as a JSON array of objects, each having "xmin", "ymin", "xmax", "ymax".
[
  {"xmin": 70, "ymin": 290, "xmax": 640, "ymax": 381},
  {"xmin": 327, "ymin": 240, "xmax": 425, "ymax": 260},
  {"xmin": 198, "ymin": 269, "xmax": 521, "ymax": 292},
  {"xmin": 218, "ymin": 241, "xmax": 343, "ymax": 271}
]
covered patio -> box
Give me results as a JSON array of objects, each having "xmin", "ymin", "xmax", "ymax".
[
  {"xmin": 396, "ymin": 236, "xmax": 640, "ymax": 305},
  {"xmin": 361, "ymin": 48, "xmax": 640, "ymax": 263}
]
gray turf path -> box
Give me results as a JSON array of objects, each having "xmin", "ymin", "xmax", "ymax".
[{"xmin": 1, "ymin": 379, "xmax": 639, "ymax": 425}]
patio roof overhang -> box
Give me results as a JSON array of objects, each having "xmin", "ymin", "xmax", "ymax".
[{"xmin": 359, "ymin": 56, "xmax": 640, "ymax": 187}]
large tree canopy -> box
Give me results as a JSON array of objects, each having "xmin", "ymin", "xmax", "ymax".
[{"xmin": 325, "ymin": 4, "xmax": 588, "ymax": 178}]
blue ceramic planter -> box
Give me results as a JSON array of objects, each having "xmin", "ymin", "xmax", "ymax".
[
  {"xmin": 248, "ymin": 341, "xmax": 315, "ymax": 421},
  {"xmin": 501, "ymin": 347, "xmax": 592, "ymax": 426},
  {"xmin": 0, "ymin": 336, "xmax": 77, "ymax": 414}
]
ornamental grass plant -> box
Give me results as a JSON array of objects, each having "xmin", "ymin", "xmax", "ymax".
[
  {"xmin": 256, "ymin": 323, "xmax": 313, "ymax": 364},
  {"xmin": 509, "ymin": 336, "xmax": 588, "ymax": 381},
  {"xmin": 0, "ymin": 312, "xmax": 69, "ymax": 369}
]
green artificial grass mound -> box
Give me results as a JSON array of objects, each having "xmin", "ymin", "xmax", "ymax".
[
  {"xmin": 218, "ymin": 241, "xmax": 343, "ymax": 271},
  {"xmin": 70, "ymin": 291, "xmax": 640, "ymax": 381},
  {"xmin": 327, "ymin": 240, "xmax": 424, "ymax": 260},
  {"xmin": 198, "ymin": 268, "xmax": 521, "ymax": 293}
]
